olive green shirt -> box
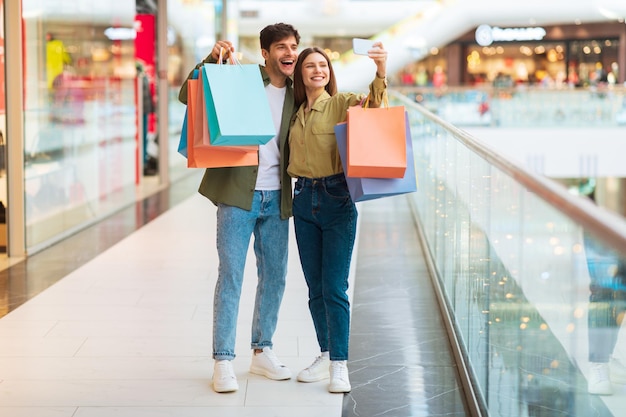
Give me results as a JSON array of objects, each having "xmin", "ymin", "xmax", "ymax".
[
  {"xmin": 287, "ymin": 76, "xmax": 387, "ymax": 179},
  {"xmin": 178, "ymin": 60, "xmax": 294, "ymax": 219}
]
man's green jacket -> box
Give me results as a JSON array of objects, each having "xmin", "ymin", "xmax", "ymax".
[{"xmin": 178, "ymin": 59, "xmax": 294, "ymax": 219}]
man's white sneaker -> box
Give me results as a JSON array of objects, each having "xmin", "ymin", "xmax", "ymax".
[
  {"xmin": 329, "ymin": 360, "xmax": 351, "ymax": 393},
  {"xmin": 610, "ymin": 357, "xmax": 626, "ymax": 384},
  {"xmin": 588, "ymin": 362, "xmax": 612, "ymax": 395},
  {"xmin": 213, "ymin": 360, "xmax": 239, "ymax": 393},
  {"xmin": 297, "ymin": 352, "xmax": 331, "ymax": 382},
  {"xmin": 250, "ymin": 347, "xmax": 292, "ymax": 380}
]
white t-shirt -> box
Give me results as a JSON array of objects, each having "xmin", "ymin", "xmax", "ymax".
[{"xmin": 255, "ymin": 83, "xmax": 286, "ymax": 190}]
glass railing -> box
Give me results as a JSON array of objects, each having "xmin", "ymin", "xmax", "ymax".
[
  {"xmin": 395, "ymin": 85, "xmax": 626, "ymax": 128},
  {"xmin": 389, "ymin": 90, "xmax": 626, "ymax": 416}
]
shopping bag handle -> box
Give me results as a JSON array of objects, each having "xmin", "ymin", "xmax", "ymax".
[
  {"xmin": 218, "ymin": 47, "xmax": 241, "ymax": 66},
  {"xmin": 361, "ymin": 90, "xmax": 389, "ymax": 109}
]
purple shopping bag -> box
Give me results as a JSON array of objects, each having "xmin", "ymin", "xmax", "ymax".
[{"xmin": 334, "ymin": 112, "xmax": 417, "ymax": 202}]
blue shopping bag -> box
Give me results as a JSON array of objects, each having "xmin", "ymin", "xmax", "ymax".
[
  {"xmin": 201, "ymin": 62, "xmax": 276, "ymax": 146},
  {"xmin": 178, "ymin": 110, "xmax": 188, "ymax": 158},
  {"xmin": 335, "ymin": 112, "xmax": 417, "ymax": 202}
]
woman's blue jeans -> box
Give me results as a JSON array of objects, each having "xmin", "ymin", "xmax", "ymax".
[
  {"xmin": 293, "ymin": 174, "xmax": 357, "ymax": 361},
  {"xmin": 213, "ymin": 190, "xmax": 289, "ymax": 360},
  {"xmin": 585, "ymin": 234, "xmax": 626, "ymax": 363}
]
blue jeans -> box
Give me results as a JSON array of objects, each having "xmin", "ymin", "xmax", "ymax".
[
  {"xmin": 585, "ymin": 234, "xmax": 626, "ymax": 362},
  {"xmin": 213, "ymin": 190, "xmax": 289, "ymax": 360},
  {"xmin": 293, "ymin": 174, "xmax": 357, "ymax": 361}
]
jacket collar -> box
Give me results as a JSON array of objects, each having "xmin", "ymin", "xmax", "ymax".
[{"xmin": 260, "ymin": 65, "xmax": 293, "ymax": 88}]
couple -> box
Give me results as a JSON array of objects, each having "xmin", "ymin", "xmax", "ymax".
[{"xmin": 178, "ymin": 23, "xmax": 388, "ymax": 394}]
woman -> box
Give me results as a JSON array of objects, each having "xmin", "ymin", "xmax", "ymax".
[{"xmin": 287, "ymin": 44, "xmax": 387, "ymax": 393}]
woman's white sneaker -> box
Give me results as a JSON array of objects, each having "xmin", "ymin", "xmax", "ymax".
[
  {"xmin": 213, "ymin": 360, "xmax": 239, "ymax": 393},
  {"xmin": 297, "ymin": 352, "xmax": 331, "ymax": 382},
  {"xmin": 329, "ymin": 360, "xmax": 351, "ymax": 393}
]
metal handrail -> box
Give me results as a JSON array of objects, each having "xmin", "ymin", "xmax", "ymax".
[{"xmin": 389, "ymin": 89, "xmax": 626, "ymax": 258}]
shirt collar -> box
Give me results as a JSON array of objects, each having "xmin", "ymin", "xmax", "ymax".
[
  {"xmin": 310, "ymin": 90, "xmax": 331, "ymax": 112},
  {"xmin": 295, "ymin": 90, "xmax": 331, "ymax": 124}
]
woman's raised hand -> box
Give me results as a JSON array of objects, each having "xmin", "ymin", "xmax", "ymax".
[{"xmin": 368, "ymin": 41, "xmax": 387, "ymax": 79}]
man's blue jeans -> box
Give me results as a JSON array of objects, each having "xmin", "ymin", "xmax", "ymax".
[
  {"xmin": 292, "ymin": 174, "xmax": 357, "ymax": 361},
  {"xmin": 213, "ymin": 190, "xmax": 288, "ymax": 360}
]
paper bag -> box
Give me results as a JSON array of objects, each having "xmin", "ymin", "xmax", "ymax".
[
  {"xmin": 335, "ymin": 112, "xmax": 416, "ymax": 202},
  {"xmin": 186, "ymin": 75, "xmax": 258, "ymax": 168},
  {"xmin": 346, "ymin": 99, "xmax": 407, "ymax": 178},
  {"xmin": 201, "ymin": 62, "xmax": 276, "ymax": 146}
]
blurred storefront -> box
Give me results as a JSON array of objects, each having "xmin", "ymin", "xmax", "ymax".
[
  {"xmin": 22, "ymin": 2, "xmax": 141, "ymax": 254},
  {"xmin": 0, "ymin": 0, "xmax": 156, "ymax": 257},
  {"xmin": 0, "ymin": 0, "xmax": 195, "ymax": 257},
  {"xmin": 0, "ymin": 0, "xmax": 6, "ymax": 252},
  {"xmin": 397, "ymin": 22, "xmax": 626, "ymax": 88}
]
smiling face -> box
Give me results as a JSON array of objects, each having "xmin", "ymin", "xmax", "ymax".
[
  {"xmin": 300, "ymin": 52, "xmax": 330, "ymax": 90},
  {"xmin": 292, "ymin": 47, "xmax": 337, "ymax": 108},
  {"xmin": 262, "ymin": 35, "xmax": 299, "ymax": 82}
]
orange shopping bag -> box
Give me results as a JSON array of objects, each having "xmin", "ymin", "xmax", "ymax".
[
  {"xmin": 346, "ymin": 94, "xmax": 406, "ymax": 178},
  {"xmin": 186, "ymin": 76, "xmax": 258, "ymax": 168}
]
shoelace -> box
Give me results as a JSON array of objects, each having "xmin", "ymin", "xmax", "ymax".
[
  {"xmin": 263, "ymin": 349, "xmax": 286, "ymax": 368},
  {"xmin": 590, "ymin": 363, "xmax": 609, "ymax": 382},
  {"xmin": 216, "ymin": 361, "xmax": 236, "ymax": 379},
  {"xmin": 306, "ymin": 355, "xmax": 326, "ymax": 371},
  {"xmin": 331, "ymin": 362, "xmax": 349, "ymax": 381}
]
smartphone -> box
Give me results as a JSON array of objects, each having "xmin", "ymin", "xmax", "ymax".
[{"xmin": 353, "ymin": 38, "xmax": 376, "ymax": 55}]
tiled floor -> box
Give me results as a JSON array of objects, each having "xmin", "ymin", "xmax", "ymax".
[
  {"xmin": 0, "ymin": 172, "xmax": 466, "ymax": 417},
  {"xmin": 345, "ymin": 196, "xmax": 467, "ymax": 417}
]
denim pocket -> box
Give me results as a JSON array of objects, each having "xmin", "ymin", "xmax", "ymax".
[
  {"xmin": 324, "ymin": 181, "xmax": 350, "ymax": 201},
  {"xmin": 294, "ymin": 181, "xmax": 303, "ymax": 197}
]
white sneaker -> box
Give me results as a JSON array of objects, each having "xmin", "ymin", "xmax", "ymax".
[
  {"xmin": 610, "ymin": 357, "xmax": 626, "ymax": 384},
  {"xmin": 329, "ymin": 360, "xmax": 351, "ymax": 393},
  {"xmin": 297, "ymin": 352, "xmax": 331, "ymax": 382},
  {"xmin": 250, "ymin": 347, "xmax": 292, "ymax": 380},
  {"xmin": 588, "ymin": 362, "xmax": 612, "ymax": 395},
  {"xmin": 213, "ymin": 360, "xmax": 238, "ymax": 393}
]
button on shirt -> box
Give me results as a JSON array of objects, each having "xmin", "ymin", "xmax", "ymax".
[{"xmin": 287, "ymin": 76, "xmax": 387, "ymax": 179}]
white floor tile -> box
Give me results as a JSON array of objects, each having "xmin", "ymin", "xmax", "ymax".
[
  {"xmin": 0, "ymin": 379, "xmax": 245, "ymax": 407},
  {"xmin": 0, "ymin": 194, "xmax": 351, "ymax": 416},
  {"xmin": 0, "ymin": 336, "xmax": 86, "ymax": 357},
  {"xmin": 46, "ymin": 320, "xmax": 210, "ymax": 339},
  {"xmin": 245, "ymin": 378, "xmax": 342, "ymax": 407},
  {"xmin": 0, "ymin": 407, "xmax": 78, "ymax": 417},
  {"xmin": 0, "ymin": 357, "xmax": 211, "ymax": 380},
  {"xmin": 72, "ymin": 406, "xmax": 341, "ymax": 417}
]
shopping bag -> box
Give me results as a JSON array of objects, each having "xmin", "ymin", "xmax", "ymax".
[
  {"xmin": 335, "ymin": 112, "xmax": 417, "ymax": 202},
  {"xmin": 201, "ymin": 57, "xmax": 276, "ymax": 146},
  {"xmin": 177, "ymin": 69, "xmax": 199, "ymax": 159},
  {"xmin": 178, "ymin": 110, "xmax": 189, "ymax": 158},
  {"xmin": 186, "ymin": 74, "xmax": 258, "ymax": 168},
  {"xmin": 346, "ymin": 95, "xmax": 407, "ymax": 178}
]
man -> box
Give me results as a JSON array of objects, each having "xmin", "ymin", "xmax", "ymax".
[{"xmin": 178, "ymin": 23, "xmax": 300, "ymax": 393}]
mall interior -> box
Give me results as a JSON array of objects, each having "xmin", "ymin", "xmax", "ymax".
[{"xmin": 1, "ymin": 0, "xmax": 626, "ymax": 416}]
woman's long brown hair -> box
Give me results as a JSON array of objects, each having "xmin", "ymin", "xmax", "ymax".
[{"xmin": 293, "ymin": 47, "xmax": 337, "ymax": 109}]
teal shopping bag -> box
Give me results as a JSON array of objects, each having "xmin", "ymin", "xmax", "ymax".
[
  {"xmin": 178, "ymin": 113, "xmax": 188, "ymax": 157},
  {"xmin": 201, "ymin": 62, "xmax": 276, "ymax": 146}
]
